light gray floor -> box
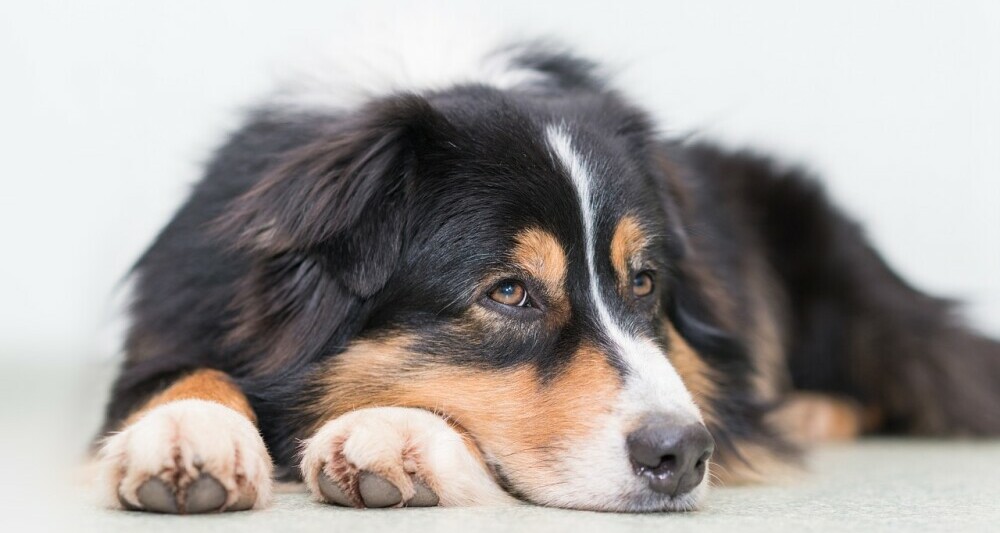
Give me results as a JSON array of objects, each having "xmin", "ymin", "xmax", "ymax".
[
  {"xmin": 57, "ymin": 442, "xmax": 998, "ymax": 533},
  {"xmin": 2, "ymin": 361, "xmax": 999, "ymax": 532}
]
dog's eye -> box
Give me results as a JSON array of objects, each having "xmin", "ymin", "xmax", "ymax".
[
  {"xmin": 632, "ymin": 271, "xmax": 655, "ymax": 298},
  {"xmin": 490, "ymin": 280, "xmax": 529, "ymax": 307}
]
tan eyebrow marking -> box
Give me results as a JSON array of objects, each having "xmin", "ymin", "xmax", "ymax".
[
  {"xmin": 507, "ymin": 227, "xmax": 570, "ymax": 326},
  {"xmin": 610, "ymin": 215, "xmax": 649, "ymax": 290}
]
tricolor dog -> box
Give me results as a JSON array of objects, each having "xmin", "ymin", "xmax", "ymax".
[{"xmin": 95, "ymin": 40, "xmax": 1000, "ymax": 513}]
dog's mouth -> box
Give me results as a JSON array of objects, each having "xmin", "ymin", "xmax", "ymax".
[
  {"xmin": 488, "ymin": 459, "xmax": 708, "ymax": 512},
  {"xmin": 485, "ymin": 459, "xmax": 532, "ymax": 503},
  {"xmin": 438, "ymin": 406, "xmax": 712, "ymax": 512}
]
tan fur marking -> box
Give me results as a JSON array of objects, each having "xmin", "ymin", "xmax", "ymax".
[
  {"xmin": 609, "ymin": 215, "xmax": 648, "ymax": 290},
  {"xmin": 513, "ymin": 228, "xmax": 567, "ymax": 292},
  {"xmin": 666, "ymin": 324, "xmax": 722, "ymax": 430},
  {"xmin": 742, "ymin": 249, "xmax": 791, "ymax": 404},
  {"xmin": 126, "ymin": 369, "xmax": 257, "ymax": 426},
  {"xmin": 308, "ymin": 336, "xmax": 620, "ymax": 485},
  {"xmin": 771, "ymin": 392, "xmax": 866, "ymax": 444},
  {"xmin": 511, "ymin": 227, "xmax": 570, "ymax": 323}
]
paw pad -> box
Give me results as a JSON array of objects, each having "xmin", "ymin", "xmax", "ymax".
[
  {"xmin": 124, "ymin": 474, "xmax": 233, "ymax": 514},
  {"xmin": 318, "ymin": 470, "xmax": 439, "ymax": 508}
]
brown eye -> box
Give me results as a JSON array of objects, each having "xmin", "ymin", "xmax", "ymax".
[
  {"xmin": 490, "ymin": 280, "xmax": 529, "ymax": 306},
  {"xmin": 632, "ymin": 271, "xmax": 655, "ymax": 298}
]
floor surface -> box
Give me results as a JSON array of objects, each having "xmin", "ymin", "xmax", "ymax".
[{"xmin": 2, "ymin": 361, "xmax": 998, "ymax": 532}]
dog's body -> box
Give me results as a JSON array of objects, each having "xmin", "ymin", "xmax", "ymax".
[{"xmin": 97, "ymin": 42, "xmax": 1000, "ymax": 513}]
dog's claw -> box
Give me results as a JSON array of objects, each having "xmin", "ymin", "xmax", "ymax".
[{"xmin": 358, "ymin": 472, "xmax": 402, "ymax": 508}]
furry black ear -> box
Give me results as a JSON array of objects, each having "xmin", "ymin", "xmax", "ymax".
[
  {"xmin": 217, "ymin": 96, "xmax": 438, "ymax": 297},
  {"xmin": 649, "ymin": 143, "xmax": 746, "ymax": 364},
  {"xmin": 665, "ymin": 270, "xmax": 745, "ymax": 363}
]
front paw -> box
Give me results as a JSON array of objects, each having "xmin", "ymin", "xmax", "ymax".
[
  {"xmin": 97, "ymin": 399, "xmax": 273, "ymax": 513},
  {"xmin": 300, "ymin": 407, "xmax": 513, "ymax": 508}
]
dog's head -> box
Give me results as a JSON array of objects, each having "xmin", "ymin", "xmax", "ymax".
[{"xmin": 221, "ymin": 58, "xmax": 738, "ymax": 511}]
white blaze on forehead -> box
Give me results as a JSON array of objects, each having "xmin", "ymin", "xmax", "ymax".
[{"xmin": 545, "ymin": 125, "xmax": 701, "ymax": 421}]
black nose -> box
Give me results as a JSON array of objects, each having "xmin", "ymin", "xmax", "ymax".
[{"xmin": 626, "ymin": 417, "xmax": 715, "ymax": 496}]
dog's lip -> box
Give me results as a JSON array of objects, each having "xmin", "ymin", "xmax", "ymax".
[
  {"xmin": 410, "ymin": 409, "xmax": 706, "ymax": 512},
  {"xmin": 530, "ymin": 488, "xmax": 705, "ymax": 513}
]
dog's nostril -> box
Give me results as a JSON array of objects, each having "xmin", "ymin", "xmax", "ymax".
[
  {"xmin": 694, "ymin": 451, "xmax": 710, "ymax": 468},
  {"xmin": 626, "ymin": 417, "xmax": 715, "ymax": 497}
]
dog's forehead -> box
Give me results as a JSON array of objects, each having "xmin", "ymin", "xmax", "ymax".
[{"xmin": 420, "ymin": 93, "xmax": 653, "ymax": 236}]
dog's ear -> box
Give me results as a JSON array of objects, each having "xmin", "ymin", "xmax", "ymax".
[
  {"xmin": 648, "ymin": 144, "xmax": 748, "ymax": 364},
  {"xmin": 665, "ymin": 269, "xmax": 745, "ymax": 363},
  {"xmin": 217, "ymin": 96, "xmax": 439, "ymax": 298}
]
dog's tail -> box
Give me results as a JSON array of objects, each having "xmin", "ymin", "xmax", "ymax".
[{"xmin": 692, "ymin": 143, "xmax": 1000, "ymax": 435}]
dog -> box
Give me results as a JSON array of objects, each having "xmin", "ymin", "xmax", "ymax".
[{"xmin": 95, "ymin": 39, "xmax": 1000, "ymax": 514}]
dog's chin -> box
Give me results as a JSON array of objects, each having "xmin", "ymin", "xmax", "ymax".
[
  {"xmin": 518, "ymin": 474, "xmax": 710, "ymax": 513},
  {"xmin": 623, "ymin": 481, "xmax": 709, "ymax": 513}
]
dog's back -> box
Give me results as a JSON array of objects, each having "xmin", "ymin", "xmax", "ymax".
[{"xmin": 677, "ymin": 142, "xmax": 1000, "ymax": 436}]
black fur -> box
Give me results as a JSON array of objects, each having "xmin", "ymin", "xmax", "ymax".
[
  {"xmin": 102, "ymin": 44, "xmax": 1000, "ymax": 487},
  {"xmin": 682, "ymin": 144, "xmax": 1000, "ymax": 435}
]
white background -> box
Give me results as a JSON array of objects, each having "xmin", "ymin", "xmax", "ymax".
[{"xmin": 2, "ymin": 0, "xmax": 999, "ymax": 363}]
